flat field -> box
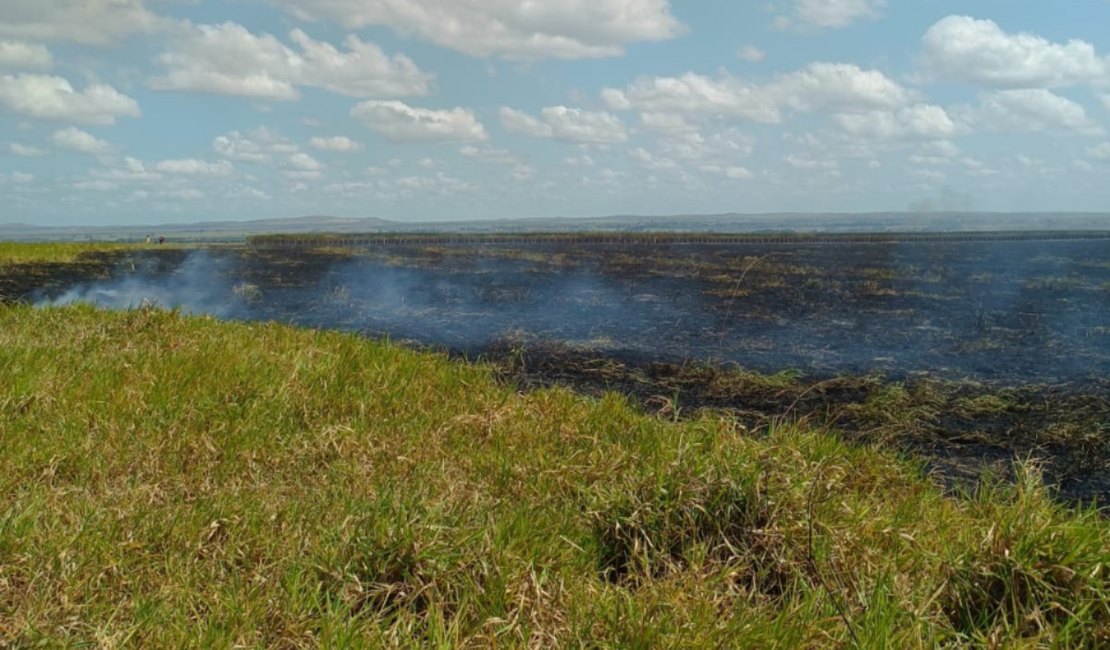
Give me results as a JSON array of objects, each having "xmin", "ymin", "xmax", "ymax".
[
  {"xmin": 1, "ymin": 239, "xmax": 1109, "ymax": 646},
  {"xmin": 14, "ymin": 238, "xmax": 1110, "ymax": 500}
]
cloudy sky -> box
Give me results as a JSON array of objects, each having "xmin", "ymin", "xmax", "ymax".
[{"xmin": 2, "ymin": 1, "xmax": 1110, "ymax": 226}]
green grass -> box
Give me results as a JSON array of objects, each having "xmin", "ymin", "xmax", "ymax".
[
  {"xmin": 0, "ymin": 242, "xmax": 153, "ymax": 267},
  {"xmin": 1, "ymin": 304, "xmax": 1107, "ymax": 647}
]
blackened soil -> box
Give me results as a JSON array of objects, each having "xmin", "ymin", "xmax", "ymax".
[
  {"xmin": 10, "ymin": 242, "xmax": 1110, "ymax": 505},
  {"xmin": 480, "ymin": 342, "xmax": 1110, "ymax": 505}
]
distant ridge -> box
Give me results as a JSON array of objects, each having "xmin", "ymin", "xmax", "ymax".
[{"xmin": 3, "ymin": 212, "xmax": 1110, "ymax": 242}]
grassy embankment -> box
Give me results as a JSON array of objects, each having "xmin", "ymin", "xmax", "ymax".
[{"xmin": 1, "ymin": 303, "xmax": 1108, "ymax": 647}]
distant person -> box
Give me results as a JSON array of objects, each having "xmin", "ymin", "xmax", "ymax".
[
  {"xmin": 145, "ymin": 234, "xmax": 151, "ymax": 244},
  {"xmin": 158, "ymin": 236, "xmax": 165, "ymax": 245}
]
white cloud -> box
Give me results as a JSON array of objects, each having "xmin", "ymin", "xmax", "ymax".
[
  {"xmin": 151, "ymin": 23, "xmax": 432, "ymax": 100},
  {"xmin": 155, "ymin": 159, "xmax": 234, "ymax": 176},
  {"xmin": 629, "ymin": 147, "xmax": 678, "ymax": 170},
  {"xmin": 1099, "ymin": 94, "xmax": 1110, "ymax": 111},
  {"xmin": 603, "ymin": 63, "xmax": 911, "ymax": 122},
  {"xmin": 701, "ymin": 164, "xmax": 754, "ymax": 180},
  {"xmin": 0, "ymin": 40, "xmax": 52, "ymax": 69},
  {"xmin": 603, "ymin": 73, "xmax": 780, "ymax": 122},
  {"xmin": 661, "ymin": 127, "xmax": 755, "ymax": 162},
  {"xmin": 89, "ymin": 157, "xmax": 161, "ymax": 182},
  {"xmin": 774, "ymin": 63, "xmax": 912, "ymax": 113},
  {"xmin": 7, "ymin": 142, "xmax": 45, "ymax": 156},
  {"xmin": 922, "ymin": 16, "xmax": 1110, "ymax": 88},
  {"xmin": 499, "ymin": 107, "xmax": 552, "ymax": 137},
  {"xmin": 270, "ymin": 0, "xmax": 682, "ymax": 60},
  {"xmin": 738, "ymin": 45, "xmax": 766, "ymax": 63},
  {"xmin": 308, "ymin": 136, "xmax": 362, "ymax": 152},
  {"xmin": 783, "ymin": 0, "xmax": 886, "ymax": 30},
  {"xmin": 639, "ymin": 112, "xmax": 698, "ymax": 135},
  {"xmin": 213, "ymin": 127, "xmax": 298, "ymax": 163},
  {"xmin": 351, "ymin": 100, "xmax": 488, "ymax": 142},
  {"xmin": 836, "ymin": 104, "xmax": 959, "ymax": 140},
  {"xmin": 975, "ymin": 89, "xmax": 1099, "ymax": 133},
  {"xmin": 0, "ymin": 74, "xmax": 140, "ymax": 124},
  {"xmin": 286, "ymin": 152, "xmax": 324, "ymax": 171},
  {"xmin": 0, "ymin": 0, "xmax": 165, "ymax": 46},
  {"xmin": 500, "ymin": 106, "xmax": 628, "ymax": 144},
  {"xmin": 51, "ymin": 126, "xmax": 110, "ymax": 154}
]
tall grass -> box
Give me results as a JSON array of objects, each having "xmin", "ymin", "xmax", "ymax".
[{"xmin": 1, "ymin": 304, "xmax": 1107, "ymax": 647}]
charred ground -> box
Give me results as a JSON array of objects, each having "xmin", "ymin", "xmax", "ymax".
[{"xmin": 7, "ymin": 236, "xmax": 1110, "ymax": 503}]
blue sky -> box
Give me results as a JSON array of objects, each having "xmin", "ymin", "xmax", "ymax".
[{"xmin": 2, "ymin": 0, "xmax": 1110, "ymax": 226}]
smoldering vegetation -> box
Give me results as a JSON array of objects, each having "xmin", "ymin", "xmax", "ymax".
[{"xmin": 26, "ymin": 240, "xmax": 1110, "ymax": 385}]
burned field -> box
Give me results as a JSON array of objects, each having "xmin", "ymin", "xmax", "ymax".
[{"xmin": 11, "ymin": 236, "xmax": 1110, "ymax": 502}]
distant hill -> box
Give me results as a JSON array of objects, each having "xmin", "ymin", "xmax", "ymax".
[{"xmin": 3, "ymin": 212, "xmax": 1110, "ymax": 242}]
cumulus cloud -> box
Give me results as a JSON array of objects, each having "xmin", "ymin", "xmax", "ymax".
[
  {"xmin": 286, "ymin": 152, "xmax": 324, "ymax": 171},
  {"xmin": 922, "ymin": 16, "xmax": 1110, "ymax": 88},
  {"xmin": 639, "ymin": 112, "xmax": 698, "ymax": 135},
  {"xmin": 351, "ymin": 100, "xmax": 488, "ymax": 142},
  {"xmin": 150, "ymin": 23, "xmax": 433, "ymax": 100},
  {"xmin": 154, "ymin": 159, "xmax": 234, "ymax": 176},
  {"xmin": 269, "ymin": 0, "xmax": 682, "ymax": 60},
  {"xmin": 661, "ymin": 127, "xmax": 755, "ymax": 163},
  {"xmin": 0, "ymin": 40, "xmax": 52, "ymax": 69},
  {"xmin": 308, "ymin": 136, "xmax": 362, "ymax": 152},
  {"xmin": 603, "ymin": 73, "xmax": 780, "ymax": 122},
  {"xmin": 89, "ymin": 157, "xmax": 161, "ymax": 182},
  {"xmin": 974, "ymin": 89, "xmax": 1100, "ymax": 133},
  {"xmin": 51, "ymin": 126, "xmax": 110, "ymax": 154},
  {"xmin": 629, "ymin": 147, "xmax": 678, "ymax": 171},
  {"xmin": 0, "ymin": 74, "xmax": 140, "ymax": 124},
  {"xmin": 781, "ymin": 0, "xmax": 887, "ymax": 30},
  {"xmin": 500, "ymin": 106, "xmax": 628, "ymax": 144},
  {"xmin": 836, "ymin": 104, "xmax": 960, "ymax": 140},
  {"xmin": 213, "ymin": 127, "xmax": 298, "ymax": 163},
  {"xmin": 0, "ymin": 0, "xmax": 165, "ymax": 46},
  {"xmin": 603, "ymin": 63, "xmax": 911, "ymax": 123}
]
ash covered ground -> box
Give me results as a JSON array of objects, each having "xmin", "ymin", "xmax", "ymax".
[
  {"xmin": 27, "ymin": 240, "xmax": 1110, "ymax": 385},
  {"xmin": 13, "ymin": 239, "xmax": 1110, "ymax": 502}
]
